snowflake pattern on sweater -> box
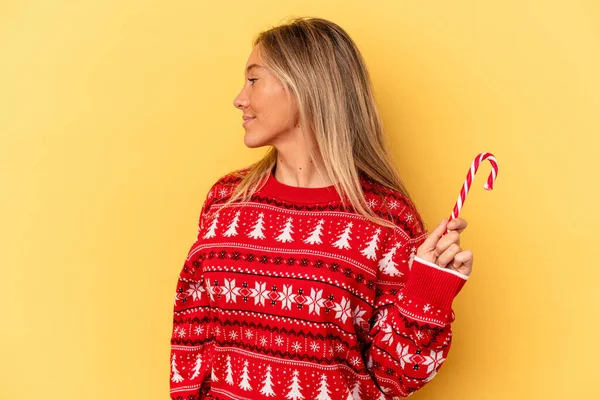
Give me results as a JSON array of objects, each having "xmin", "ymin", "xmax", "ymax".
[{"xmin": 170, "ymin": 168, "xmax": 469, "ymax": 400}]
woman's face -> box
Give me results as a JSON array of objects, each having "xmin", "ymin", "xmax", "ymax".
[{"xmin": 233, "ymin": 45, "xmax": 298, "ymax": 148}]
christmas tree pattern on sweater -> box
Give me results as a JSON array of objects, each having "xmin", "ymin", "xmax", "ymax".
[{"xmin": 170, "ymin": 168, "xmax": 469, "ymax": 399}]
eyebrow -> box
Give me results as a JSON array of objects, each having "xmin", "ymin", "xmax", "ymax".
[{"xmin": 246, "ymin": 63, "xmax": 263, "ymax": 74}]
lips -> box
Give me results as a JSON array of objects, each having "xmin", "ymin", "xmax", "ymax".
[{"xmin": 242, "ymin": 117, "xmax": 255, "ymax": 127}]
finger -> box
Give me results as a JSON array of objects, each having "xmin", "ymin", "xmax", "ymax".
[
  {"xmin": 434, "ymin": 231, "xmax": 460, "ymax": 258},
  {"xmin": 421, "ymin": 218, "xmax": 450, "ymax": 252},
  {"xmin": 436, "ymin": 243, "xmax": 462, "ymax": 268},
  {"xmin": 453, "ymin": 249, "xmax": 473, "ymax": 269},
  {"xmin": 449, "ymin": 249, "xmax": 474, "ymax": 276},
  {"xmin": 447, "ymin": 218, "xmax": 468, "ymax": 233}
]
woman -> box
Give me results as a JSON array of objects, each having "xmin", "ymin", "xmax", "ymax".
[{"xmin": 170, "ymin": 17, "xmax": 473, "ymax": 400}]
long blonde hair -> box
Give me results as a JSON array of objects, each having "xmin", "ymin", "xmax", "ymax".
[{"xmin": 220, "ymin": 16, "xmax": 424, "ymax": 231}]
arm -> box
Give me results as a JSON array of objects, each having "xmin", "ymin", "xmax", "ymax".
[
  {"xmin": 169, "ymin": 183, "xmax": 218, "ymax": 399},
  {"xmin": 363, "ymin": 209, "xmax": 469, "ymax": 398}
]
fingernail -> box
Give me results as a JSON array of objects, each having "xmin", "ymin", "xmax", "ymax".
[{"xmin": 439, "ymin": 218, "xmax": 445, "ymax": 225}]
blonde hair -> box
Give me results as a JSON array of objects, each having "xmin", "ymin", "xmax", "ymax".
[{"xmin": 221, "ymin": 16, "xmax": 424, "ymax": 231}]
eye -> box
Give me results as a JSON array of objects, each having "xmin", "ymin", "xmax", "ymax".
[{"xmin": 248, "ymin": 78, "xmax": 258, "ymax": 85}]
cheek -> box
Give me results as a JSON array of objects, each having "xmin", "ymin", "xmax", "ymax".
[{"xmin": 261, "ymin": 93, "xmax": 295, "ymax": 126}]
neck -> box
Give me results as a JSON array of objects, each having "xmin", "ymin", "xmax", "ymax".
[{"xmin": 272, "ymin": 152, "xmax": 333, "ymax": 189}]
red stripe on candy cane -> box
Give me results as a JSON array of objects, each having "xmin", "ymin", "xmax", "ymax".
[{"xmin": 444, "ymin": 152, "xmax": 499, "ymax": 235}]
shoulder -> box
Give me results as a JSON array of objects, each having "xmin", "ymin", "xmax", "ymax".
[
  {"xmin": 203, "ymin": 166, "xmax": 252, "ymax": 205},
  {"xmin": 358, "ymin": 173, "xmax": 427, "ymax": 240}
]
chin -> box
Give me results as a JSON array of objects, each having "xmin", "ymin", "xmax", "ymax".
[
  {"xmin": 243, "ymin": 133, "xmax": 269, "ymax": 148},
  {"xmin": 243, "ymin": 130, "xmax": 275, "ymax": 148}
]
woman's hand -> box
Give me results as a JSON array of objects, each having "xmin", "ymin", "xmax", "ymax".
[{"xmin": 416, "ymin": 217, "xmax": 474, "ymax": 277}]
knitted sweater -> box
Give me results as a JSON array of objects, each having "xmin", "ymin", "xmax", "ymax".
[{"xmin": 169, "ymin": 168, "xmax": 469, "ymax": 400}]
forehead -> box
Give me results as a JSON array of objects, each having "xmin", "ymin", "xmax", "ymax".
[{"xmin": 245, "ymin": 46, "xmax": 264, "ymax": 74}]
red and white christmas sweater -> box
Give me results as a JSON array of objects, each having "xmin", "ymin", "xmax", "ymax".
[{"xmin": 170, "ymin": 167, "xmax": 469, "ymax": 400}]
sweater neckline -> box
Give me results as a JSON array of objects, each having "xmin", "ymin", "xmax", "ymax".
[{"xmin": 259, "ymin": 168, "xmax": 342, "ymax": 204}]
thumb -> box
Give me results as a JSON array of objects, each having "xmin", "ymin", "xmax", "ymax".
[{"xmin": 421, "ymin": 218, "xmax": 448, "ymax": 251}]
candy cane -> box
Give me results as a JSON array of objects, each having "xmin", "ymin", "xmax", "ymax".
[{"xmin": 444, "ymin": 152, "xmax": 498, "ymax": 235}]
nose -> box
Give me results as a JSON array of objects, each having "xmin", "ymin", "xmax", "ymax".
[{"xmin": 233, "ymin": 89, "xmax": 249, "ymax": 110}]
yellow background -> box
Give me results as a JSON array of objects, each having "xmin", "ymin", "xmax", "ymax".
[{"xmin": 1, "ymin": 0, "xmax": 598, "ymax": 399}]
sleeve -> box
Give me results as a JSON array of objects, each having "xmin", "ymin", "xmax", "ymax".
[
  {"xmin": 362, "ymin": 206, "xmax": 469, "ymax": 398},
  {"xmin": 169, "ymin": 182, "xmax": 218, "ymax": 399}
]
